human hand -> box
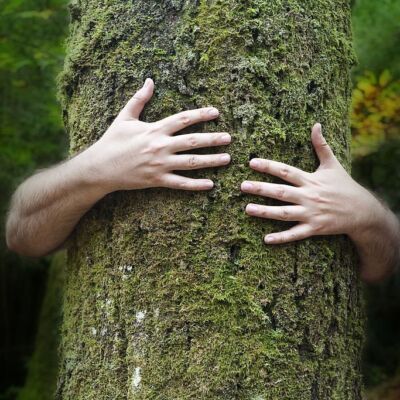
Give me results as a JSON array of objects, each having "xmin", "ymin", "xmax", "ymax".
[
  {"xmin": 241, "ymin": 123, "xmax": 379, "ymax": 245},
  {"xmin": 82, "ymin": 78, "xmax": 231, "ymax": 193}
]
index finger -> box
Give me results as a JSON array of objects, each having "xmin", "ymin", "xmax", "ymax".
[
  {"xmin": 155, "ymin": 107, "xmax": 220, "ymax": 135},
  {"xmin": 250, "ymin": 158, "xmax": 309, "ymax": 186}
]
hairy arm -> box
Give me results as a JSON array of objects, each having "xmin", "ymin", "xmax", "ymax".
[
  {"xmin": 6, "ymin": 154, "xmax": 106, "ymax": 257},
  {"xmin": 241, "ymin": 123, "xmax": 400, "ymax": 283},
  {"xmin": 350, "ymin": 198, "xmax": 400, "ymax": 283},
  {"xmin": 6, "ymin": 79, "xmax": 232, "ymax": 257}
]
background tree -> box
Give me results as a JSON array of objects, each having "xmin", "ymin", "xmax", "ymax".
[
  {"xmin": 0, "ymin": 1, "xmax": 67, "ymax": 397},
  {"xmin": 17, "ymin": 253, "xmax": 65, "ymax": 400},
  {"xmin": 352, "ymin": 0, "xmax": 400, "ymax": 78},
  {"xmin": 351, "ymin": 1, "xmax": 400, "ymax": 396},
  {"xmin": 56, "ymin": 1, "xmax": 363, "ymax": 398}
]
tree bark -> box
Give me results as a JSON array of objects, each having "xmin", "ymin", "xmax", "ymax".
[
  {"xmin": 18, "ymin": 252, "xmax": 65, "ymax": 400},
  {"xmin": 57, "ymin": 1, "xmax": 364, "ymax": 398}
]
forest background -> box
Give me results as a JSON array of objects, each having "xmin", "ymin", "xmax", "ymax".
[{"xmin": 0, "ymin": 0, "xmax": 399, "ymax": 399}]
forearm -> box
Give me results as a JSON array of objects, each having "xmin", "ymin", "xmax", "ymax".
[
  {"xmin": 5, "ymin": 80, "xmax": 233, "ymax": 257},
  {"xmin": 6, "ymin": 151, "xmax": 107, "ymax": 257},
  {"xmin": 350, "ymin": 201, "xmax": 400, "ymax": 283}
]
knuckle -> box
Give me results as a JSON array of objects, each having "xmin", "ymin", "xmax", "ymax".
[
  {"xmin": 152, "ymin": 175, "xmax": 164, "ymax": 186},
  {"xmin": 260, "ymin": 160, "xmax": 269, "ymax": 172},
  {"xmin": 180, "ymin": 115, "xmax": 191, "ymax": 126},
  {"xmin": 255, "ymin": 184, "xmax": 263, "ymax": 194},
  {"xmin": 276, "ymin": 187, "xmax": 285, "ymax": 199},
  {"xmin": 188, "ymin": 155, "xmax": 198, "ymax": 167},
  {"xmin": 311, "ymin": 221, "xmax": 324, "ymax": 233},
  {"xmin": 209, "ymin": 158, "xmax": 217, "ymax": 167},
  {"xmin": 147, "ymin": 122, "xmax": 161, "ymax": 134},
  {"xmin": 149, "ymin": 157, "xmax": 164, "ymax": 168},
  {"xmin": 180, "ymin": 180, "xmax": 196, "ymax": 190},
  {"xmin": 308, "ymin": 193, "xmax": 324, "ymax": 203},
  {"xmin": 281, "ymin": 208, "xmax": 290, "ymax": 221},
  {"xmin": 280, "ymin": 167, "xmax": 289, "ymax": 178},
  {"xmin": 214, "ymin": 135, "xmax": 222, "ymax": 145},
  {"xmin": 132, "ymin": 94, "xmax": 145, "ymax": 104},
  {"xmin": 199, "ymin": 108, "xmax": 207, "ymax": 119},
  {"xmin": 289, "ymin": 233, "xmax": 297, "ymax": 241},
  {"xmin": 149, "ymin": 142, "xmax": 165, "ymax": 154},
  {"xmin": 320, "ymin": 141, "xmax": 329, "ymax": 148},
  {"xmin": 141, "ymin": 139, "xmax": 167, "ymax": 156},
  {"xmin": 305, "ymin": 174, "xmax": 320, "ymax": 187},
  {"xmin": 187, "ymin": 136, "xmax": 198, "ymax": 148},
  {"xmin": 311, "ymin": 215, "xmax": 331, "ymax": 233}
]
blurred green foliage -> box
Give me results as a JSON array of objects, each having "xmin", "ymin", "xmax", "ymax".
[
  {"xmin": 351, "ymin": 2, "xmax": 400, "ymax": 397},
  {"xmin": 0, "ymin": 0, "xmax": 68, "ymax": 397},
  {"xmin": 16, "ymin": 253, "xmax": 65, "ymax": 400},
  {"xmin": 351, "ymin": 71, "xmax": 400, "ymax": 158},
  {"xmin": 354, "ymin": 140, "xmax": 400, "ymax": 394},
  {"xmin": 352, "ymin": 0, "xmax": 400, "ymax": 78}
]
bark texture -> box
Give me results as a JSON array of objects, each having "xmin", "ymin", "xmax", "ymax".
[
  {"xmin": 18, "ymin": 252, "xmax": 65, "ymax": 400},
  {"xmin": 58, "ymin": 1, "xmax": 364, "ymax": 399}
]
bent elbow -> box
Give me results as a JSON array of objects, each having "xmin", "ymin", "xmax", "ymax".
[
  {"xmin": 5, "ymin": 224, "xmax": 20, "ymax": 254},
  {"xmin": 7, "ymin": 242, "xmax": 47, "ymax": 258}
]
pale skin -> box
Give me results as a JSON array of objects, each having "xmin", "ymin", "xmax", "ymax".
[
  {"xmin": 241, "ymin": 124, "xmax": 400, "ymax": 283},
  {"xmin": 6, "ymin": 79, "xmax": 400, "ymax": 282},
  {"xmin": 6, "ymin": 79, "xmax": 232, "ymax": 257}
]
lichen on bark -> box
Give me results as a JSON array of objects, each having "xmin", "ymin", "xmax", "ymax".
[
  {"xmin": 18, "ymin": 252, "xmax": 65, "ymax": 400},
  {"xmin": 57, "ymin": 1, "xmax": 364, "ymax": 399}
]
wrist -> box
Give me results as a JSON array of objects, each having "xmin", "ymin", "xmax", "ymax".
[
  {"xmin": 348, "ymin": 191, "xmax": 396, "ymax": 248},
  {"xmin": 68, "ymin": 146, "xmax": 111, "ymax": 199},
  {"xmin": 346, "ymin": 186, "xmax": 383, "ymax": 242},
  {"xmin": 352, "ymin": 203, "xmax": 400, "ymax": 283}
]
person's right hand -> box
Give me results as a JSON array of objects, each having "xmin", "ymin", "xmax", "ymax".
[{"xmin": 81, "ymin": 78, "xmax": 231, "ymax": 193}]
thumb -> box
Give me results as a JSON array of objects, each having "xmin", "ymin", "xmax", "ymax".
[
  {"xmin": 117, "ymin": 78, "xmax": 154, "ymax": 121},
  {"xmin": 311, "ymin": 123, "xmax": 336, "ymax": 167}
]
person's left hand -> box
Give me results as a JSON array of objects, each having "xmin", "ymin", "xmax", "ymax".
[{"xmin": 241, "ymin": 123, "xmax": 378, "ymax": 245}]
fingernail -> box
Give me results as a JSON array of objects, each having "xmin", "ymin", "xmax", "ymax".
[
  {"xmin": 204, "ymin": 180, "xmax": 214, "ymax": 189},
  {"xmin": 246, "ymin": 204, "xmax": 258, "ymax": 213},
  {"xmin": 316, "ymin": 123, "xmax": 322, "ymax": 133},
  {"xmin": 220, "ymin": 134, "xmax": 231, "ymax": 144},
  {"xmin": 250, "ymin": 159, "xmax": 261, "ymax": 168},
  {"xmin": 208, "ymin": 107, "xmax": 219, "ymax": 117},
  {"xmin": 144, "ymin": 78, "xmax": 152, "ymax": 87},
  {"xmin": 265, "ymin": 235, "xmax": 275, "ymax": 244},
  {"xmin": 241, "ymin": 181, "xmax": 254, "ymax": 191},
  {"xmin": 220, "ymin": 154, "xmax": 231, "ymax": 163}
]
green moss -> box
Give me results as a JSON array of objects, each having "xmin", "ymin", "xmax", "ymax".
[
  {"xmin": 18, "ymin": 253, "xmax": 65, "ymax": 400},
  {"xmin": 57, "ymin": 1, "xmax": 363, "ymax": 399}
]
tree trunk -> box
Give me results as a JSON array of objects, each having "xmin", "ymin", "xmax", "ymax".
[
  {"xmin": 18, "ymin": 252, "xmax": 65, "ymax": 400},
  {"xmin": 57, "ymin": 1, "xmax": 364, "ymax": 398}
]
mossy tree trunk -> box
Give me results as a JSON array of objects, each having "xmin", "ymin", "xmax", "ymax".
[
  {"xmin": 18, "ymin": 253, "xmax": 65, "ymax": 400},
  {"xmin": 57, "ymin": 1, "xmax": 364, "ymax": 398}
]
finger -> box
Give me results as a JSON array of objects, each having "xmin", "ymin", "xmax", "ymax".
[
  {"xmin": 249, "ymin": 158, "xmax": 309, "ymax": 186},
  {"xmin": 117, "ymin": 78, "xmax": 154, "ymax": 121},
  {"xmin": 169, "ymin": 153, "xmax": 231, "ymax": 170},
  {"xmin": 160, "ymin": 174, "xmax": 214, "ymax": 191},
  {"xmin": 155, "ymin": 107, "xmax": 220, "ymax": 135},
  {"xmin": 246, "ymin": 204, "xmax": 307, "ymax": 222},
  {"xmin": 264, "ymin": 224, "xmax": 313, "ymax": 245},
  {"xmin": 169, "ymin": 132, "xmax": 232, "ymax": 153},
  {"xmin": 311, "ymin": 123, "xmax": 337, "ymax": 167},
  {"xmin": 241, "ymin": 181, "xmax": 302, "ymax": 204}
]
